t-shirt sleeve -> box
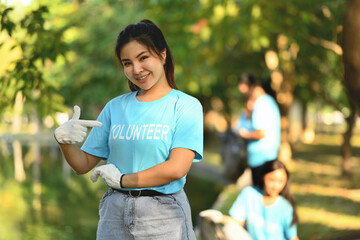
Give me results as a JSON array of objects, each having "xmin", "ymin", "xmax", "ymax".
[
  {"xmin": 171, "ymin": 98, "xmax": 203, "ymax": 161},
  {"xmin": 238, "ymin": 112, "xmax": 246, "ymax": 129},
  {"xmin": 81, "ymin": 104, "xmax": 111, "ymax": 159},
  {"xmin": 284, "ymin": 207, "xmax": 297, "ymax": 239},
  {"xmin": 229, "ymin": 188, "xmax": 249, "ymax": 221},
  {"xmin": 252, "ymin": 97, "xmax": 278, "ymax": 131}
]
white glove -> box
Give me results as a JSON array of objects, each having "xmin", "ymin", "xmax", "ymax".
[
  {"xmin": 199, "ymin": 209, "xmax": 224, "ymax": 223},
  {"xmin": 90, "ymin": 164, "xmax": 123, "ymax": 189},
  {"xmin": 54, "ymin": 105, "xmax": 102, "ymax": 144}
]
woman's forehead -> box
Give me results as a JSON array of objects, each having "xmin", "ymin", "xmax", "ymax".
[
  {"xmin": 266, "ymin": 168, "xmax": 287, "ymax": 178},
  {"xmin": 120, "ymin": 41, "xmax": 147, "ymax": 57}
]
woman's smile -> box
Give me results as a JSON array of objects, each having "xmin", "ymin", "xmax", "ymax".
[{"xmin": 136, "ymin": 73, "xmax": 150, "ymax": 83}]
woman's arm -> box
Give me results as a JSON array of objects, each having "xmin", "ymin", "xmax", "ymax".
[
  {"xmin": 121, "ymin": 147, "xmax": 195, "ymax": 188},
  {"xmin": 290, "ymin": 237, "xmax": 299, "ymax": 240},
  {"xmin": 54, "ymin": 105, "xmax": 103, "ymax": 174},
  {"xmin": 58, "ymin": 143, "xmax": 101, "ymax": 174},
  {"xmin": 239, "ymin": 128, "xmax": 265, "ymax": 140}
]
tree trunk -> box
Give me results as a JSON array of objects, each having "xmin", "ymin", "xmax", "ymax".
[
  {"xmin": 13, "ymin": 140, "xmax": 25, "ymax": 182},
  {"xmin": 341, "ymin": 0, "xmax": 360, "ymax": 175},
  {"xmin": 268, "ymin": 51, "xmax": 296, "ymax": 165},
  {"xmin": 12, "ymin": 92, "xmax": 26, "ymax": 182},
  {"xmin": 31, "ymin": 112, "xmax": 42, "ymax": 217},
  {"xmin": 276, "ymin": 77, "xmax": 294, "ymax": 165},
  {"xmin": 342, "ymin": 0, "xmax": 360, "ymax": 110},
  {"xmin": 341, "ymin": 102, "xmax": 356, "ymax": 176},
  {"xmin": 278, "ymin": 108, "xmax": 293, "ymax": 165}
]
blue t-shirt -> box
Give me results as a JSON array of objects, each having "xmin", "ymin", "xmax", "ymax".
[
  {"xmin": 236, "ymin": 111, "xmax": 253, "ymax": 131},
  {"xmin": 247, "ymin": 94, "xmax": 280, "ymax": 168},
  {"xmin": 81, "ymin": 89, "xmax": 203, "ymax": 194},
  {"xmin": 229, "ymin": 186, "xmax": 297, "ymax": 240}
]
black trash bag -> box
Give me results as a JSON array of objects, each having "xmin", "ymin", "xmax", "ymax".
[
  {"xmin": 197, "ymin": 210, "xmax": 253, "ymax": 240},
  {"xmin": 219, "ymin": 128, "xmax": 248, "ymax": 182},
  {"xmin": 197, "ymin": 214, "xmax": 226, "ymax": 240}
]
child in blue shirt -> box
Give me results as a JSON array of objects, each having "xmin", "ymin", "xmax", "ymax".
[{"xmin": 229, "ymin": 159, "xmax": 299, "ymax": 240}]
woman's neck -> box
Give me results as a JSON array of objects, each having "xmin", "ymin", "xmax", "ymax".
[
  {"xmin": 252, "ymin": 86, "xmax": 265, "ymax": 100},
  {"xmin": 137, "ymin": 85, "xmax": 172, "ymax": 102},
  {"xmin": 263, "ymin": 194, "xmax": 279, "ymax": 206}
]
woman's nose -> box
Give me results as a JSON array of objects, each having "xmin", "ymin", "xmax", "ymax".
[{"xmin": 133, "ymin": 62, "xmax": 143, "ymax": 74}]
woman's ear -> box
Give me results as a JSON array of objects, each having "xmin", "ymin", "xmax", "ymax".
[{"xmin": 161, "ymin": 49, "xmax": 167, "ymax": 64}]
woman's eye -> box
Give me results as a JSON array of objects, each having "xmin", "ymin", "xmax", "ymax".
[
  {"xmin": 140, "ymin": 56, "xmax": 148, "ymax": 61},
  {"xmin": 123, "ymin": 62, "xmax": 131, "ymax": 66}
]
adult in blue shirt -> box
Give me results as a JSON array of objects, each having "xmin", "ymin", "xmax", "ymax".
[
  {"xmin": 237, "ymin": 74, "xmax": 281, "ymax": 187},
  {"xmin": 54, "ymin": 20, "xmax": 203, "ymax": 240}
]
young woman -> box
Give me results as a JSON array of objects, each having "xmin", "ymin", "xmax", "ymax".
[
  {"xmin": 236, "ymin": 74, "xmax": 280, "ymax": 188},
  {"xmin": 228, "ymin": 159, "xmax": 299, "ymax": 240},
  {"xmin": 54, "ymin": 19, "xmax": 203, "ymax": 240}
]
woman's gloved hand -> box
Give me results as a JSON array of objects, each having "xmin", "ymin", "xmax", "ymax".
[
  {"xmin": 54, "ymin": 105, "xmax": 102, "ymax": 144},
  {"xmin": 90, "ymin": 164, "xmax": 124, "ymax": 189}
]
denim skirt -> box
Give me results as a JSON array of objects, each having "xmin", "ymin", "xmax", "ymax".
[{"xmin": 96, "ymin": 188, "xmax": 196, "ymax": 240}]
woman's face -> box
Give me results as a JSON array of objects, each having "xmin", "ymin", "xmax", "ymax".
[
  {"xmin": 238, "ymin": 83, "xmax": 249, "ymax": 95},
  {"xmin": 264, "ymin": 168, "xmax": 287, "ymax": 197},
  {"xmin": 120, "ymin": 40, "xmax": 166, "ymax": 91}
]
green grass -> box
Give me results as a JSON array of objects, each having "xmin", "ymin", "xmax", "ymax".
[
  {"xmin": 1, "ymin": 132, "xmax": 360, "ymax": 239},
  {"xmin": 291, "ymin": 136, "xmax": 360, "ymax": 240}
]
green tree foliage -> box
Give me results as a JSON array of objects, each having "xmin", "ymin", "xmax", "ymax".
[
  {"xmin": 0, "ymin": 4, "xmax": 68, "ymax": 118},
  {"xmin": 1, "ymin": 0, "xmax": 350, "ymax": 121},
  {"xmin": 191, "ymin": 0, "xmax": 348, "ymax": 116},
  {"xmin": 55, "ymin": 0, "xmax": 145, "ymax": 118},
  {"xmin": 143, "ymin": 0, "xmax": 349, "ymax": 123}
]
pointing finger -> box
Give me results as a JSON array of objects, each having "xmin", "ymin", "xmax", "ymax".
[
  {"xmin": 78, "ymin": 120, "xmax": 102, "ymax": 127},
  {"xmin": 71, "ymin": 105, "xmax": 81, "ymax": 120}
]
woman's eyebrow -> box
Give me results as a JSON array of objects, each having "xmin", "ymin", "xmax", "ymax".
[
  {"xmin": 121, "ymin": 51, "xmax": 148, "ymax": 62},
  {"xmin": 136, "ymin": 51, "xmax": 148, "ymax": 58}
]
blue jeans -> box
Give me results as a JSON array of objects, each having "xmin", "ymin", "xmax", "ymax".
[{"xmin": 96, "ymin": 188, "xmax": 196, "ymax": 240}]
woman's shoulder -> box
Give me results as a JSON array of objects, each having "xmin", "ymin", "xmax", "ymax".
[
  {"xmin": 277, "ymin": 195, "xmax": 294, "ymax": 211},
  {"xmin": 107, "ymin": 91, "xmax": 135, "ymax": 105},
  {"xmin": 241, "ymin": 186, "xmax": 262, "ymax": 196},
  {"xmin": 98, "ymin": 92, "xmax": 135, "ymax": 114},
  {"xmin": 170, "ymin": 89, "xmax": 202, "ymax": 106},
  {"xmin": 257, "ymin": 94, "xmax": 278, "ymax": 107}
]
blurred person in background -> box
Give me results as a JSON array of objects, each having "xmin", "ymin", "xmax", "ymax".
[
  {"xmin": 54, "ymin": 19, "xmax": 203, "ymax": 240},
  {"xmin": 228, "ymin": 159, "xmax": 299, "ymax": 240},
  {"xmin": 200, "ymin": 159, "xmax": 299, "ymax": 240},
  {"xmin": 236, "ymin": 74, "xmax": 281, "ymax": 187}
]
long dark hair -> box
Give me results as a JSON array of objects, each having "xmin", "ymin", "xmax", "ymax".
[
  {"xmin": 115, "ymin": 19, "xmax": 177, "ymax": 91},
  {"xmin": 259, "ymin": 159, "xmax": 299, "ymax": 225},
  {"xmin": 238, "ymin": 73, "xmax": 258, "ymax": 99},
  {"xmin": 238, "ymin": 73, "xmax": 258, "ymax": 87}
]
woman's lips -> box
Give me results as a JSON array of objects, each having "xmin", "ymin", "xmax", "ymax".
[{"xmin": 136, "ymin": 73, "xmax": 150, "ymax": 83}]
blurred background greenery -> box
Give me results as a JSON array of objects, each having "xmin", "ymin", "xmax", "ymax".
[{"xmin": 1, "ymin": 0, "xmax": 360, "ymax": 239}]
